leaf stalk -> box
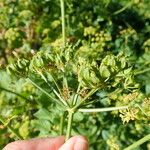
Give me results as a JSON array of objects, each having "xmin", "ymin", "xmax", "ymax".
[{"xmin": 79, "ymin": 106, "xmax": 128, "ymax": 113}]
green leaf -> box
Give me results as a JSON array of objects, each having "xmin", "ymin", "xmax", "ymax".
[
  {"xmin": 74, "ymin": 112, "xmax": 84, "ymax": 122},
  {"xmin": 145, "ymin": 82, "xmax": 150, "ymax": 95},
  {"xmin": 100, "ymin": 65, "xmax": 110, "ymax": 78},
  {"xmin": 19, "ymin": 121, "xmax": 29, "ymax": 139},
  {"xmin": 102, "ymin": 130, "xmax": 110, "ymax": 140},
  {"xmin": 34, "ymin": 120, "xmax": 51, "ymax": 135},
  {"xmin": 34, "ymin": 108, "xmax": 52, "ymax": 121},
  {"xmin": 0, "ymin": 71, "xmax": 11, "ymax": 88}
]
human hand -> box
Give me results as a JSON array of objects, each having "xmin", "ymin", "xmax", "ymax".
[{"xmin": 3, "ymin": 135, "xmax": 88, "ymax": 150}]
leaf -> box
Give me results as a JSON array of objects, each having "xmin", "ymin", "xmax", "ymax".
[
  {"xmin": 145, "ymin": 82, "xmax": 150, "ymax": 95},
  {"xmin": 103, "ymin": 55, "xmax": 116, "ymax": 67},
  {"xmin": 74, "ymin": 112, "xmax": 84, "ymax": 122},
  {"xmin": 124, "ymin": 67, "xmax": 132, "ymax": 75},
  {"xmin": 0, "ymin": 71, "xmax": 11, "ymax": 88},
  {"xmin": 34, "ymin": 120, "xmax": 51, "ymax": 135},
  {"xmin": 100, "ymin": 65, "xmax": 111, "ymax": 78},
  {"xmin": 34, "ymin": 108, "xmax": 52, "ymax": 121},
  {"xmin": 19, "ymin": 121, "xmax": 29, "ymax": 139},
  {"xmin": 102, "ymin": 130, "xmax": 110, "ymax": 140}
]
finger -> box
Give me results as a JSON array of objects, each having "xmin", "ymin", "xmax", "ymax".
[
  {"xmin": 58, "ymin": 135, "xmax": 88, "ymax": 150},
  {"xmin": 3, "ymin": 136, "xmax": 65, "ymax": 150}
]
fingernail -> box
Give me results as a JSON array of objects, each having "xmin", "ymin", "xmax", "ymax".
[{"xmin": 74, "ymin": 138, "xmax": 88, "ymax": 150}]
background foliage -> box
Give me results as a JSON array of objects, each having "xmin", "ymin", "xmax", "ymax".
[{"xmin": 0, "ymin": 0, "xmax": 150, "ymax": 149}]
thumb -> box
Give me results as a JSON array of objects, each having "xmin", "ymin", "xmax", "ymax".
[
  {"xmin": 3, "ymin": 136, "xmax": 65, "ymax": 150},
  {"xmin": 59, "ymin": 135, "xmax": 88, "ymax": 150}
]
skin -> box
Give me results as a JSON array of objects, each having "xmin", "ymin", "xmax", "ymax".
[{"xmin": 3, "ymin": 135, "xmax": 88, "ymax": 150}]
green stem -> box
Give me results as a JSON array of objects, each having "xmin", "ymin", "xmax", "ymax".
[
  {"xmin": 73, "ymin": 88, "xmax": 98, "ymax": 111},
  {"xmin": 27, "ymin": 78, "xmax": 63, "ymax": 106},
  {"xmin": 0, "ymin": 116, "xmax": 23, "ymax": 140},
  {"xmin": 50, "ymin": 73, "xmax": 63, "ymax": 97},
  {"xmin": 34, "ymin": 73, "xmax": 69, "ymax": 107},
  {"xmin": 124, "ymin": 134, "xmax": 150, "ymax": 150},
  {"xmin": 0, "ymin": 86, "xmax": 29, "ymax": 101},
  {"xmin": 60, "ymin": 0, "xmax": 66, "ymax": 47},
  {"xmin": 72, "ymin": 83, "xmax": 81, "ymax": 106},
  {"xmin": 62, "ymin": 75, "xmax": 70, "ymax": 106},
  {"xmin": 134, "ymin": 104, "xmax": 149, "ymax": 117},
  {"xmin": 65, "ymin": 110, "xmax": 74, "ymax": 141},
  {"xmin": 60, "ymin": 111, "xmax": 65, "ymax": 135},
  {"xmin": 79, "ymin": 106, "xmax": 128, "ymax": 113},
  {"xmin": 134, "ymin": 68, "xmax": 150, "ymax": 75},
  {"xmin": 53, "ymin": 88, "xmax": 68, "ymax": 106},
  {"xmin": 113, "ymin": 1, "xmax": 132, "ymax": 15}
]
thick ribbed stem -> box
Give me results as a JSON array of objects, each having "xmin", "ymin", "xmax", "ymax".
[{"xmin": 65, "ymin": 110, "xmax": 74, "ymax": 141}]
